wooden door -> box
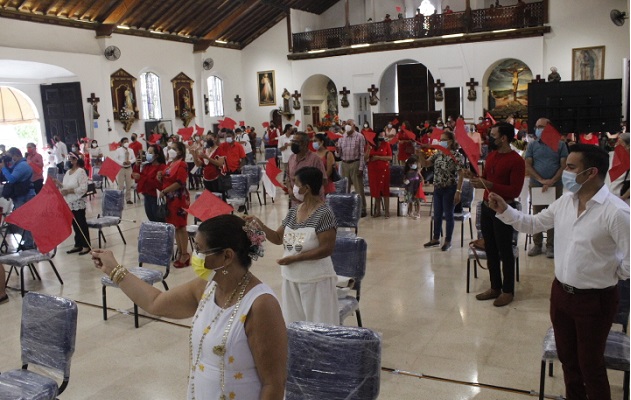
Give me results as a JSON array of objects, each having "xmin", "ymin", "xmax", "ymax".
[
  {"xmin": 397, "ymin": 63, "xmax": 435, "ymax": 113},
  {"xmin": 40, "ymin": 82, "xmax": 86, "ymax": 147},
  {"xmin": 444, "ymin": 87, "xmax": 462, "ymax": 121},
  {"xmin": 312, "ymin": 106, "xmax": 320, "ymax": 127},
  {"xmin": 272, "ymin": 109, "xmax": 282, "ymax": 129}
]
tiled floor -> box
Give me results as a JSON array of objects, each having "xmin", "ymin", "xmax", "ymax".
[{"xmin": 0, "ymin": 187, "xmax": 626, "ymax": 399}]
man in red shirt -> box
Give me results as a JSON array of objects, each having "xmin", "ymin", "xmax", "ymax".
[
  {"xmin": 470, "ymin": 122, "xmax": 525, "ymax": 307},
  {"xmin": 217, "ymin": 130, "xmax": 246, "ymax": 174},
  {"xmin": 129, "ymin": 133, "xmax": 143, "ymax": 158},
  {"xmin": 25, "ymin": 142, "xmax": 44, "ymax": 193}
]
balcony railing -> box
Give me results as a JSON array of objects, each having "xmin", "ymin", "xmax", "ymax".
[{"xmin": 292, "ymin": 2, "xmax": 546, "ymax": 53}]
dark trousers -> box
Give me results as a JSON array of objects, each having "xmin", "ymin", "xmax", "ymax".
[
  {"xmin": 32, "ymin": 179, "xmax": 43, "ymax": 194},
  {"xmin": 143, "ymin": 194, "xmax": 164, "ymax": 223},
  {"xmin": 550, "ymin": 279, "xmax": 618, "ymax": 400},
  {"xmin": 480, "ymin": 202, "xmax": 516, "ymax": 293},
  {"xmin": 432, "ymin": 185, "xmax": 457, "ymax": 242},
  {"xmin": 56, "ymin": 162, "xmax": 65, "ymax": 174},
  {"xmin": 72, "ymin": 208, "xmax": 90, "ymax": 248}
]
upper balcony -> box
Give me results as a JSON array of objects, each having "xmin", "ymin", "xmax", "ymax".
[{"xmin": 289, "ymin": 1, "xmax": 549, "ymax": 60}]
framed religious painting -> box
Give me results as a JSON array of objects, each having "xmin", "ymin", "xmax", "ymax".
[
  {"xmin": 572, "ymin": 46, "xmax": 605, "ymax": 81},
  {"xmin": 258, "ymin": 70, "xmax": 276, "ymax": 106}
]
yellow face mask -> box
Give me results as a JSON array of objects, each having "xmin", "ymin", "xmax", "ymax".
[{"xmin": 191, "ymin": 251, "xmax": 222, "ymax": 281}]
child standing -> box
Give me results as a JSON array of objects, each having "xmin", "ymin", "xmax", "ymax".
[{"xmin": 403, "ymin": 156, "xmax": 423, "ymax": 219}]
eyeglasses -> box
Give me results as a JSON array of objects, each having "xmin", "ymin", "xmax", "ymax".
[{"xmin": 193, "ymin": 245, "xmax": 223, "ymax": 255}]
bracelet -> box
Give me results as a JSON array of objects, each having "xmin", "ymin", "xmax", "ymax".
[
  {"xmin": 456, "ymin": 189, "xmax": 462, "ymax": 193},
  {"xmin": 112, "ymin": 266, "xmax": 129, "ymax": 285},
  {"xmin": 109, "ymin": 264, "xmax": 123, "ymax": 281}
]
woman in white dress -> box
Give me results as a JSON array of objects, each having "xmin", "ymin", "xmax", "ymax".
[
  {"xmin": 58, "ymin": 152, "xmax": 90, "ymax": 255},
  {"xmin": 91, "ymin": 215, "xmax": 287, "ymax": 400},
  {"xmin": 248, "ymin": 166, "xmax": 339, "ymax": 325}
]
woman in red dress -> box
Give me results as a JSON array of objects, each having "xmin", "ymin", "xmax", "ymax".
[
  {"xmin": 365, "ymin": 130, "xmax": 392, "ymax": 217},
  {"xmin": 158, "ymin": 141, "xmax": 191, "ymax": 268},
  {"xmin": 313, "ymin": 133, "xmax": 336, "ymax": 194},
  {"xmin": 397, "ymin": 121, "xmax": 416, "ymax": 166},
  {"xmin": 132, "ymin": 144, "xmax": 167, "ymax": 222}
]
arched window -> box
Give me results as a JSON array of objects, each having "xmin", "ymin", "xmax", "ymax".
[
  {"xmin": 140, "ymin": 72, "xmax": 162, "ymax": 120},
  {"xmin": 207, "ymin": 76, "xmax": 224, "ymax": 117}
]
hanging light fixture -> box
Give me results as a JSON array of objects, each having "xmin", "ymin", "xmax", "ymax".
[
  {"xmin": 0, "ymin": 86, "xmax": 38, "ymax": 124},
  {"xmin": 419, "ymin": 0, "xmax": 436, "ymax": 16}
]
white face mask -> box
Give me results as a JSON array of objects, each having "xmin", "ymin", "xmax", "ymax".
[
  {"xmin": 168, "ymin": 149, "xmax": 177, "ymax": 160},
  {"xmin": 411, "ymin": 164, "xmax": 418, "ymax": 170},
  {"xmin": 292, "ymin": 184, "xmax": 305, "ymax": 202},
  {"xmin": 387, "ymin": 124, "xmax": 392, "ymax": 128},
  {"xmin": 122, "ymin": 143, "xmax": 129, "ymax": 149},
  {"xmin": 226, "ymin": 137, "xmax": 234, "ymax": 144},
  {"xmin": 344, "ymin": 125, "xmax": 352, "ymax": 133}
]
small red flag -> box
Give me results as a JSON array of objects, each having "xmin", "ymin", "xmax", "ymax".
[
  {"xmin": 262, "ymin": 122, "xmax": 270, "ymax": 128},
  {"xmin": 485, "ymin": 112, "xmax": 496, "ymax": 125},
  {"xmin": 98, "ymin": 157, "xmax": 122, "ymax": 182},
  {"xmin": 265, "ymin": 158, "xmax": 284, "ymax": 188},
  {"xmin": 430, "ymin": 127, "xmax": 443, "ymax": 143},
  {"xmin": 396, "ymin": 6, "xmax": 402, "ymax": 12},
  {"xmin": 239, "ymin": 121, "xmax": 245, "ymax": 127},
  {"xmin": 401, "ymin": 128, "xmax": 416, "ymax": 140},
  {"xmin": 388, "ymin": 136, "xmax": 399, "ymax": 145},
  {"xmin": 6, "ymin": 179, "xmax": 73, "ymax": 253},
  {"xmin": 326, "ymin": 146, "xmax": 336, "ymax": 152},
  {"xmin": 108, "ymin": 142, "xmax": 120, "ymax": 151},
  {"xmin": 362, "ymin": 130, "xmax": 376, "ymax": 147},
  {"xmin": 219, "ymin": 117, "xmax": 237, "ymax": 130},
  {"xmin": 326, "ymin": 130, "xmax": 343, "ymax": 141},
  {"xmin": 455, "ymin": 119, "xmax": 480, "ymax": 175},
  {"xmin": 541, "ymin": 124, "xmax": 562, "ymax": 152},
  {"xmin": 186, "ymin": 190, "xmax": 234, "ymax": 222},
  {"xmin": 139, "ymin": 133, "xmax": 145, "ymax": 138},
  {"xmin": 195, "ymin": 124, "xmax": 205, "ymax": 136},
  {"xmin": 416, "ymin": 180, "xmax": 426, "ymax": 201},
  {"xmin": 391, "ymin": 118, "xmax": 399, "ymax": 126},
  {"xmin": 609, "ymin": 144, "xmax": 630, "ymax": 182},
  {"xmin": 178, "ymin": 127, "xmax": 194, "ymax": 141},
  {"xmin": 148, "ymin": 133, "xmax": 162, "ymax": 144},
  {"xmin": 295, "ymin": 120, "xmax": 301, "ymax": 127}
]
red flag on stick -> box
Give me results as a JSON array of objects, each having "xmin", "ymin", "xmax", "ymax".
[
  {"xmin": 416, "ymin": 180, "xmax": 426, "ymax": 201},
  {"xmin": 426, "ymin": 145, "xmax": 458, "ymax": 162},
  {"xmin": 326, "ymin": 130, "xmax": 343, "ymax": 141},
  {"xmin": 148, "ymin": 133, "xmax": 162, "ymax": 144},
  {"xmin": 485, "ymin": 112, "xmax": 496, "ymax": 125},
  {"xmin": 362, "ymin": 130, "xmax": 376, "ymax": 147},
  {"xmin": 609, "ymin": 144, "xmax": 630, "ymax": 182},
  {"xmin": 219, "ymin": 117, "xmax": 237, "ymax": 130},
  {"xmin": 262, "ymin": 122, "xmax": 270, "ymax": 128},
  {"xmin": 388, "ymin": 136, "xmax": 399, "ymax": 145},
  {"xmin": 178, "ymin": 127, "xmax": 194, "ymax": 141},
  {"xmin": 541, "ymin": 124, "xmax": 562, "ymax": 152},
  {"xmin": 401, "ymin": 128, "xmax": 416, "ymax": 140},
  {"xmin": 265, "ymin": 158, "xmax": 284, "ymax": 188},
  {"xmin": 429, "ymin": 127, "xmax": 443, "ymax": 143},
  {"xmin": 98, "ymin": 157, "xmax": 122, "ymax": 182},
  {"xmin": 186, "ymin": 190, "xmax": 234, "ymax": 222},
  {"xmin": 391, "ymin": 118, "xmax": 399, "ymax": 126},
  {"xmin": 239, "ymin": 121, "xmax": 245, "ymax": 127},
  {"xmin": 108, "ymin": 142, "xmax": 120, "ymax": 151},
  {"xmin": 455, "ymin": 119, "xmax": 480, "ymax": 175},
  {"xmin": 6, "ymin": 179, "xmax": 73, "ymax": 253},
  {"xmin": 195, "ymin": 124, "xmax": 205, "ymax": 136},
  {"xmin": 295, "ymin": 120, "xmax": 301, "ymax": 127}
]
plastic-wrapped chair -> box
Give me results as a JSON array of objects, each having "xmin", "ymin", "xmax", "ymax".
[
  {"xmin": 286, "ymin": 321, "xmax": 381, "ymax": 400},
  {"xmin": 255, "ymin": 137, "xmax": 263, "ymax": 154},
  {"xmin": 332, "ymin": 236, "xmax": 367, "ymax": 326},
  {"xmin": 0, "ymin": 249, "xmax": 61, "ymax": 297},
  {"xmin": 242, "ymin": 165, "xmax": 263, "ymax": 206},
  {"xmin": 0, "ymin": 292, "xmax": 77, "ymax": 399},
  {"xmin": 538, "ymin": 279, "xmax": 630, "ymax": 400},
  {"xmin": 388, "ymin": 165, "xmax": 406, "ymax": 216},
  {"xmin": 333, "ymin": 177, "xmax": 349, "ymax": 194},
  {"xmin": 466, "ymin": 201, "xmax": 520, "ymax": 293},
  {"xmin": 101, "ymin": 221, "xmax": 175, "ymax": 328},
  {"xmin": 86, "ymin": 189, "xmax": 126, "ymax": 248},
  {"xmin": 257, "ymin": 147, "xmax": 278, "ymax": 167},
  {"xmin": 326, "ymin": 193, "xmax": 361, "ymax": 234},
  {"xmin": 226, "ymin": 174, "xmax": 249, "ymax": 214}
]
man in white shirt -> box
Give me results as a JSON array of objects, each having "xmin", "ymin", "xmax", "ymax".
[
  {"xmin": 52, "ymin": 135, "xmax": 68, "ymax": 174},
  {"xmin": 277, "ymin": 125, "xmax": 294, "ymax": 182},
  {"xmin": 487, "ymin": 144, "xmax": 629, "ymax": 400},
  {"xmin": 112, "ymin": 137, "xmax": 136, "ymax": 204},
  {"xmin": 236, "ymin": 128, "xmax": 254, "ymax": 165}
]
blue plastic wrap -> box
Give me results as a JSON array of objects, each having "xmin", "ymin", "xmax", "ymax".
[
  {"xmin": 325, "ymin": 194, "xmax": 360, "ymax": 230},
  {"xmin": 0, "ymin": 292, "xmax": 78, "ymax": 399},
  {"xmin": 333, "ymin": 177, "xmax": 349, "ymax": 194},
  {"xmin": 226, "ymin": 174, "xmax": 248, "ymax": 208},
  {"xmin": 242, "ymin": 165, "xmax": 262, "ymax": 187},
  {"xmin": 137, "ymin": 221, "xmax": 175, "ymax": 267},
  {"xmin": 101, "ymin": 189, "xmax": 124, "ymax": 218},
  {"xmin": 331, "ymin": 236, "xmax": 367, "ymax": 325},
  {"xmin": 265, "ymin": 147, "xmax": 278, "ymax": 160},
  {"xmin": 286, "ymin": 321, "xmax": 381, "ymax": 400},
  {"xmin": 0, "ymin": 249, "xmax": 53, "ymax": 267}
]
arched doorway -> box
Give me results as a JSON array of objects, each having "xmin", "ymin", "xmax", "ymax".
[
  {"xmin": 0, "ymin": 86, "xmax": 43, "ymax": 155},
  {"xmin": 483, "ymin": 58, "xmax": 533, "ymax": 119},
  {"xmin": 300, "ymin": 74, "xmax": 338, "ymax": 131}
]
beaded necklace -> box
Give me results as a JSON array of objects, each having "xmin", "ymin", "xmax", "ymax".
[{"xmin": 188, "ymin": 272, "xmax": 251, "ymax": 400}]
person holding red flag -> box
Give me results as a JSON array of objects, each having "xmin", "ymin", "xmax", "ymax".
[
  {"xmin": 2, "ymin": 147, "xmax": 35, "ymax": 250},
  {"xmin": 132, "ymin": 144, "xmax": 167, "ymax": 222},
  {"xmin": 365, "ymin": 129, "xmax": 392, "ymax": 217},
  {"xmin": 264, "ymin": 122, "xmax": 279, "ymax": 149},
  {"xmin": 396, "ymin": 121, "xmax": 416, "ymax": 166},
  {"xmin": 469, "ymin": 122, "xmax": 525, "ymax": 307},
  {"xmin": 57, "ymin": 152, "xmax": 90, "ymax": 255}
]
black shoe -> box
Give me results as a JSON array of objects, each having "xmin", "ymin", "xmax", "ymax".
[
  {"xmin": 78, "ymin": 249, "xmax": 91, "ymax": 255},
  {"xmin": 423, "ymin": 240, "xmax": 440, "ymax": 248},
  {"xmin": 441, "ymin": 242, "xmax": 452, "ymax": 251},
  {"xmin": 126, "ymin": 201, "xmax": 133, "ymax": 205},
  {"xmin": 361, "ymin": 211, "xmax": 367, "ymax": 218},
  {"xmin": 0, "ymin": 294, "xmax": 8, "ymax": 304},
  {"xmin": 66, "ymin": 247, "xmax": 82, "ymax": 254}
]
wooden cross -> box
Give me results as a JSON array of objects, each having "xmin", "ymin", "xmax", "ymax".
[
  {"xmin": 339, "ymin": 86, "xmax": 350, "ymax": 108},
  {"xmin": 533, "ymin": 74, "xmax": 546, "ymax": 83},
  {"xmin": 466, "ymin": 78, "xmax": 479, "ymax": 101},
  {"xmin": 434, "ymin": 79, "xmax": 445, "ymax": 90},
  {"xmin": 434, "ymin": 80, "xmax": 445, "ymax": 102},
  {"xmin": 466, "ymin": 78, "xmax": 478, "ymax": 89},
  {"xmin": 292, "ymin": 90, "xmax": 301, "ymax": 110},
  {"xmin": 234, "ymin": 95, "xmax": 242, "ymax": 112},
  {"xmin": 86, "ymin": 92, "xmax": 100, "ymax": 119},
  {"xmin": 367, "ymin": 84, "xmax": 379, "ymax": 105}
]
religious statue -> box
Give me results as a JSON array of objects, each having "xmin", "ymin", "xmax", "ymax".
[
  {"xmin": 548, "ymin": 66, "xmax": 561, "ymax": 82},
  {"xmin": 235, "ymin": 95, "xmax": 242, "ymax": 112},
  {"xmin": 180, "ymin": 90, "xmax": 194, "ymax": 127},
  {"xmin": 119, "ymin": 86, "xmax": 136, "ymax": 132},
  {"xmin": 92, "ymin": 102, "xmax": 100, "ymax": 119},
  {"xmin": 501, "ymin": 62, "xmax": 528, "ymax": 101},
  {"xmin": 281, "ymin": 89, "xmax": 291, "ymax": 114},
  {"xmin": 292, "ymin": 94, "xmax": 301, "ymax": 110},
  {"xmin": 124, "ymin": 88, "xmax": 135, "ymax": 114},
  {"xmin": 467, "ymin": 87, "xmax": 477, "ymax": 101},
  {"xmin": 434, "ymin": 87, "xmax": 444, "ymax": 102}
]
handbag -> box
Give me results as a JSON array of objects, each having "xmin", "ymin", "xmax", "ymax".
[
  {"xmin": 327, "ymin": 152, "xmax": 342, "ymax": 182},
  {"xmin": 156, "ymin": 195, "xmax": 168, "ymax": 220},
  {"xmin": 217, "ymin": 164, "xmax": 232, "ymax": 192}
]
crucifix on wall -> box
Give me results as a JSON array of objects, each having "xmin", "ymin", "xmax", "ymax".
[
  {"xmin": 292, "ymin": 90, "xmax": 301, "ymax": 110},
  {"xmin": 533, "ymin": 74, "xmax": 546, "ymax": 83},
  {"xmin": 339, "ymin": 87, "xmax": 351, "ymax": 108},
  {"xmin": 87, "ymin": 93, "xmax": 100, "ymax": 119},
  {"xmin": 466, "ymin": 78, "xmax": 479, "ymax": 101},
  {"xmin": 367, "ymin": 84, "xmax": 379, "ymax": 105},
  {"xmin": 234, "ymin": 95, "xmax": 242, "ymax": 112},
  {"xmin": 434, "ymin": 79, "xmax": 445, "ymax": 102}
]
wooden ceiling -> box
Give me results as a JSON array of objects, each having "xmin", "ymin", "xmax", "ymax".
[{"xmin": 0, "ymin": 0, "xmax": 340, "ymax": 51}]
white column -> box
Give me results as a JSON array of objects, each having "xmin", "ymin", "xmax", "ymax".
[{"xmin": 404, "ymin": 0, "xmax": 417, "ymax": 17}]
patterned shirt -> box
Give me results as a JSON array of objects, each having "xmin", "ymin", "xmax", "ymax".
[
  {"xmin": 282, "ymin": 204, "xmax": 337, "ymax": 233},
  {"xmin": 430, "ymin": 150, "xmax": 465, "ymax": 188},
  {"xmin": 336, "ymin": 131, "xmax": 366, "ymax": 171}
]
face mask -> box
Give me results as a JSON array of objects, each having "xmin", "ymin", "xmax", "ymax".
[
  {"xmin": 344, "ymin": 125, "xmax": 352, "ymax": 133},
  {"xmin": 364, "ymin": 124, "xmax": 368, "ymax": 128},
  {"xmin": 206, "ymin": 139, "xmax": 215, "ymax": 148},
  {"xmin": 535, "ymin": 128, "xmax": 543, "ymax": 139},
  {"xmin": 411, "ymin": 164, "xmax": 418, "ymax": 170},
  {"xmin": 290, "ymin": 143, "xmax": 301, "ymax": 154},
  {"xmin": 226, "ymin": 137, "xmax": 234, "ymax": 144},
  {"xmin": 191, "ymin": 251, "xmax": 223, "ymax": 281},
  {"xmin": 71, "ymin": 147, "xmax": 78, "ymax": 152},
  {"xmin": 168, "ymin": 149, "xmax": 177, "ymax": 160},
  {"xmin": 293, "ymin": 184, "xmax": 305, "ymax": 201},
  {"xmin": 146, "ymin": 153, "xmax": 154, "ymax": 163},
  {"xmin": 131, "ymin": 137, "xmax": 137, "ymax": 142},
  {"xmin": 313, "ymin": 142, "xmax": 320, "ymax": 150},
  {"xmin": 387, "ymin": 124, "xmax": 392, "ymax": 128},
  {"xmin": 27, "ymin": 148, "xmax": 35, "ymax": 154},
  {"xmin": 122, "ymin": 143, "xmax": 129, "ymax": 149},
  {"xmin": 562, "ymin": 169, "xmax": 590, "ymax": 193},
  {"xmin": 64, "ymin": 161, "xmax": 73, "ymax": 170},
  {"xmin": 91, "ymin": 143, "xmax": 97, "ymax": 148},
  {"xmin": 439, "ymin": 141, "xmax": 449, "ymax": 148},
  {"xmin": 488, "ymin": 136, "xmax": 499, "ymax": 151}
]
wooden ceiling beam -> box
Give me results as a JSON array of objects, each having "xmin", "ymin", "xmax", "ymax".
[
  {"xmin": 171, "ymin": 3, "xmax": 211, "ymax": 35},
  {"xmin": 95, "ymin": 0, "xmax": 143, "ymax": 36},
  {"xmin": 193, "ymin": 0, "xmax": 259, "ymax": 51},
  {"xmin": 45, "ymin": 0, "xmax": 65, "ymax": 15},
  {"xmin": 66, "ymin": 0, "xmax": 87, "ymax": 18},
  {"xmin": 138, "ymin": 1, "xmax": 170, "ymax": 29},
  {"xmin": 152, "ymin": 2, "xmax": 193, "ymax": 33},
  {"xmin": 17, "ymin": 0, "xmax": 31, "ymax": 12},
  {"xmin": 88, "ymin": 0, "xmax": 115, "ymax": 22},
  {"xmin": 57, "ymin": 0, "xmax": 81, "ymax": 17}
]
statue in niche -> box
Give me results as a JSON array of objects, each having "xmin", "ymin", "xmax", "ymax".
[
  {"xmin": 124, "ymin": 88, "xmax": 135, "ymax": 114},
  {"xmin": 281, "ymin": 89, "xmax": 291, "ymax": 113}
]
